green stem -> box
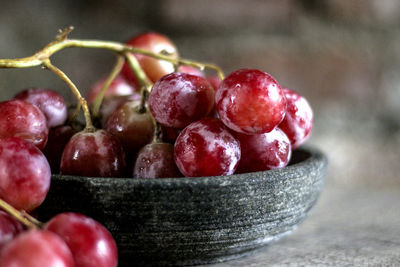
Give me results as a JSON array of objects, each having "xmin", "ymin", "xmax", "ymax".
[
  {"xmin": 43, "ymin": 60, "xmax": 95, "ymax": 132},
  {"xmin": 92, "ymin": 55, "xmax": 125, "ymax": 118},
  {"xmin": 0, "ymin": 199, "xmax": 39, "ymax": 229}
]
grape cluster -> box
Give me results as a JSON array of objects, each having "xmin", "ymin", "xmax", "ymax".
[{"xmin": 0, "ymin": 31, "xmax": 313, "ymax": 265}]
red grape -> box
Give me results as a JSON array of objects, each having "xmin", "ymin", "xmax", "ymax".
[
  {"xmin": 0, "ymin": 137, "xmax": 51, "ymax": 212},
  {"xmin": 14, "ymin": 88, "xmax": 67, "ymax": 128},
  {"xmin": 133, "ymin": 142, "xmax": 182, "ymax": 178},
  {"xmin": 216, "ymin": 69, "xmax": 286, "ymax": 134},
  {"xmin": 98, "ymin": 93, "xmax": 141, "ymax": 127},
  {"xmin": 42, "ymin": 125, "xmax": 76, "ymax": 174},
  {"xmin": 206, "ymin": 75, "xmax": 221, "ymax": 91},
  {"xmin": 279, "ymin": 88, "xmax": 313, "ymax": 149},
  {"xmin": 0, "ymin": 229, "xmax": 74, "ymax": 267},
  {"xmin": 160, "ymin": 125, "xmax": 182, "ymax": 144},
  {"xmin": 0, "ymin": 99, "xmax": 48, "ymax": 150},
  {"xmin": 122, "ymin": 32, "xmax": 178, "ymax": 84},
  {"xmin": 60, "ymin": 129, "xmax": 126, "ymax": 177},
  {"xmin": 149, "ymin": 72, "xmax": 215, "ymax": 128},
  {"xmin": 45, "ymin": 212, "xmax": 118, "ymax": 267},
  {"xmin": 234, "ymin": 128, "xmax": 292, "ymax": 173},
  {"xmin": 104, "ymin": 100, "xmax": 155, "ymax": 156},
  {"xmin": 0, "ymin": 210, "xmax": 24, "ymax": 250},
  {"xmin": 174, "ymin": 118, "xmax": 241, "ymax": 177},
  {"xmin": 87, "ymin": 75, "xmax": 136, "ymax": 105}
]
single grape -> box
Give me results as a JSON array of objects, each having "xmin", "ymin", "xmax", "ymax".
[
  {"xmin": 60, "ymin": 129, "xmax": 126, "ymax": 177},
  {"xmin": 87, "ymin": 75, "xmax": 136, "ymax": 105},
  {"xmin": 178, "ymin": 65, "xmax": 205, "ymax": 77},
  {"xmin": 206, "ymin": 75, "xmax": 221, "ymax": 91},
  {"xmin": 98, "ymin": 93, "xmax": 141, "ymax": 127},
  {"xmin": 149, "ymin": 72, "xmax": 215, "ymax": 128},
  {"xmin": 279, "ymin": 88, "xmax": 313, "ymax": 149},
  {"xmin": 235, "ymin": 127, "xmax": 292, "ymax": 173},
  {"xmin": 0, "ymin": 99, "xmax": 48, "ymax": 150},
  {"xmin": 42, "ymin": 125, "xmax": 76, "ymax": 174},
  {"xmin": 0, "ymin": 229, "xmax": 74, "ymax": 267},
  {"xmin": 0, "ymin": 137, "xmax": 51, "ymax": 212},
  {"xmin": 45, "ymin": 212, "xmax": 118, "ymax": 267},
  {"xmin": 122, "ymin": 32, "xmax": 178, "ymax": 84},
  {"xmin": 216, "ymin": 69, "xmax": 286, "ymax": 134},
  {"xmin": 174, "ymin": 118, "xmax": 241, "ymax": 177},
  {"xmin": 104, "ymin": 100, "xmax": 155, "ymax": 156},
  {"xmin": 133, "ymin": 142, "xmax": 182, "ymax": 178},
  {"xmin": 0, "ymin": 210, "xmax": 24, "ymax": 250},
  {"xmin": 14, "ymin": 88, "xmax": 67, "ymax": 128}
]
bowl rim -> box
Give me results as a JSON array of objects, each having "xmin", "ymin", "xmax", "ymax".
[{"xmin": 52, "ymin": 146, "xmax": 327, "ymax": 186}]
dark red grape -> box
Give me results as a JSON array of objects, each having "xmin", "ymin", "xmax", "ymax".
[
  {"xmin": 133, "ymin": 142, "xmax": 182, "ymax": 178},
  {"xmin": 174, "ymin": 118, "xmax": 241, "ymax": 177},
  {"xmin": 87, "ymin": 75, "xmax": 136, "ymax": 105},
  {"xmin": 279, "ymin": 88, "xmax": 313, "ymax": 149},
  {"xmin": 216, "ymin": 69, "xmax": 286, "ymax": 134},
  {"xmin": 0, "ymin": 99, "xmax": 48, "ymax": 150},
  {"xmin": 235, "ymin": 127, "xmax": 291, "ymax": 173},
  {"xmin": 0, "ymin": 229, "xmax": 74, "ymax": 267},
  {"xmin": 98, "ymin": 93, "xmax": 141, "ymax": 126},
  {"xmin": 14, "ymin": 88, "xmax": 67, "ymax": 128},
  {"xmin": 42, "ymin": 125, "xmax": 76, "ymax": 174},
  {"xmin": 60, "ymin": 129, "xmax": 126, "ymax": 177},
  {"xmin": 0, "ymin": 210, "xmax": 24, "ymax": 250},
  {"xmin": 160, "ymin": 125, "xmax": 182, "ymax": 144},
  {"xmin": 0, "ymin": 137, "xmax": 51, "ymax": 212},
  {"xmin": 149, "ymin": 72, "xmax": 215, "ymax": 128},
  {"xmin": 104, "ymin": 100, "xmax": 155, "ymax": 156},
  {"xmin": 122, "ymin": 32, "xmax": 178, "ymax": 84},
  {"xmin": 45, "ymin": 212, "xmax": 118, "ymax": 267}
]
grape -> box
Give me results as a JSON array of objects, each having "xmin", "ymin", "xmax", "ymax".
[
  {"xmin": 0, "ymin": 137, "xmax": 51, "ymax": 212},
  {"xmin": 160, "ymin": 125, "xmax": 182, "ymax": 144},
  {"xmin": 234, "ymin": 128, "xmax": 291, "ymax": 173},
  {"xmin": 133, "ymin": 142, "xmax": 182, "ymax": 178},
  {"xmin": 174, "ymin": 118, "xmax": 241, "ymax": 177},
  {"xmin": 206, "ymin": 75, "xmax": 221, "ymax": 91},
  {"xmin": 0, "ymin": 229, "xmax": 74, "ymax": 267},
  {"xmin": 104, "ymin": 100, "xmax": 155, "ymax": 156},
  {"xmin": 216, "ymin": 69, "xmax": 286, "ymax": 134},
  {"xmin": 122, "ymin": 32, "xmax": 178, "ymax": 84},
  {"xmin": 42, "ymin": 125, "xmax": 76, "ymax": 174},
  {"xmin": 178, "ymin": 65, "xmax": 205, "ymax": 77},
  {"xmin": 14, "ymin": 88, "xmax": 67, "ymax": 128},
  {"xmin": 279, "ymin": 88, "xmax": 313, "ymax": 149},
  {"xmin": 98, "ymin": 93, "xmax": 141, "ymax": 127},
  {"xmin": 87, "ymin": 75, "xmax": 136, "ymax": 105},
  {"xmin": 149, "ymin": 72, "xmax": 215, "ymax": 128},
  {"xmin": 60, "ymin": 129, "xmax": 126, "ymax": 177},
  {"xmin": 0, "ymin": 210, "xmax": 24, "ymax": 250},
  {"xmin": 0, "ymin": 99, "xmax": 48, "ymax": 150},
  {"xmin": 45, "ymin": 212, "xmax": 118, "ymax": 267}
]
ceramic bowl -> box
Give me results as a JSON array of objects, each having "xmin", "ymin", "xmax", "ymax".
[{"xmin": 37, "ymin": 146, "xmax": 327, "ymax": 266}]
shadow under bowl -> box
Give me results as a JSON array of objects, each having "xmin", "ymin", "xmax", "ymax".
[{"xmin": 37, "ymin": 146, "xmax": 327, "ymax": 266}]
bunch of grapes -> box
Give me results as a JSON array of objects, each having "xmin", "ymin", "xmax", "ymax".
[{"xmin": 0, "ymin": 30, "xmax": 313, "ymax": 266}]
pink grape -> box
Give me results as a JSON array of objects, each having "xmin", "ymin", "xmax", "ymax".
[
  {"xmin": 235, "ymin": 127, "xmax": 292, "ymax": 173},
  {"xmin": 149, "ymin": 72, "xmax": 215, "ymax": 128},
  {"xmin": 0, "ymin": 137, "xmax": 51, "ymax": 212},
  {"xmin": 279, "ymin": 88, "xmax": 313, "ymax": 149},
  {"xmin": 45, "ymin": 212, "xmax": 118, "ymax": 267},
  {"xmin": 0, "ymin": 210, "xmax": 24, "ymax": 250},
  {"xmin": 0, "ymin": 99, "xmax": 48, "ymax": 150},
  {"xmin": 174, "ymin": 118, "xmax": 241, "ymax": 177},
  {"xmin": 216, "ymin": 69, "xmax": 286, "ymax": 134},
  {"xmin": 14, "ymin": 88, "xmax": 67, "ymax": 128},
  {"xmin": 0, "ymin": 229, "xmax": 74, "ymax": 267}
]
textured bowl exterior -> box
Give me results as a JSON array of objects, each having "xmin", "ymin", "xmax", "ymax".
[{"xmin": 37, "ymin": 147, "xmax": 327, "ymax": 266}]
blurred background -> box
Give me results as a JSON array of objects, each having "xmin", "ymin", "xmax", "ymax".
[{"xmin": 0, "ymin": 0, "xmax": 399, "ymax": 264}]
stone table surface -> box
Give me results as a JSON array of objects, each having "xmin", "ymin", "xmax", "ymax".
[{"xmin": 203, "ymin": 182, "xmax": 400, "ymax": 266}]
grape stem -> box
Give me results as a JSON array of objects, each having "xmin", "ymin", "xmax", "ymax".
[
  {"xmin": 0, "ymin": 27, "xmax": 225, "ymax": 80},
  {"xmin": 0, "ymin": 199, "xmax": 42, "ymax": 229}
]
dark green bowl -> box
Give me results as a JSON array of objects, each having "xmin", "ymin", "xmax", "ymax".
[{"xmin": 37, "ymin": 146, "xmax": 327, "ymax": 266}]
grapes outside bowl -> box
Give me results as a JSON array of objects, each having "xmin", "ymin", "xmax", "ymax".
[{"xmin": 37, "ymin": 146, "xmax": 327, "ymax": 266}]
